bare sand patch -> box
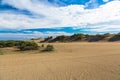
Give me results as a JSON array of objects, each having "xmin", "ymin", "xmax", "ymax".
[{"xmin": 0, "ymin": 43, "xmax": 120, "ymax": 80}]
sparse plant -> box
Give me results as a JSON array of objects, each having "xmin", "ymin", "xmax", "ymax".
[
  {"xmin": 41, "ymin": 44, "xmax": 44, "ymax": 47},
  {"xmin": 71, "ymin": 33, "xmax": 85, "ymax": 41},
  {"xmin": 42, "ymin": 44, "xmax": 54, "ymax": 52},
  {"xmin": 52, "ymin": 35, "xmax": 68, "ymax": 42},
  {"xmin": 18, "ymin": 41, "xmax": 39, "ymax": 51},
  {"xmin": 5, "ymin": 41, "xmax": 15, "ymax": 47},
  {"xmin": 0, "ymin": 41, "xmax": 6, "ymax": 48}
]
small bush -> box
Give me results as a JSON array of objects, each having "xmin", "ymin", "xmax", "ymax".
[
  {"xmin": 0, "ymin": 41, "xmax": 6, "ymax": 48},
  {"xmin": 41, "ymin": 44, "xmax": 44, "ymax": 47},
  {"xmin": 0, "ymin": 40, "xmax": 21, "ymax": 48},
  {"xmin": 51, "ymin": 35, "xmax": 68, "ymax": 42},
  {"xmin": 42, "ymin": 45, "xmax": 54, "ymax": 52},
  {"xmin": 18, "ymin": 41, "xmax": 39, "ymax": 51},
  {"xmin": 5, "ymin": 41, "xmax": 15, "ymax": 47},
  {"xmin": 71, "ymin": 34, "xmax": 85, "ymax": 41}
]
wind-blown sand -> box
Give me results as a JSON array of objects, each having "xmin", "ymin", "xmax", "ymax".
[{"xmin": 0, "ymin": 43, "xmax": 120, "ymax": 80}]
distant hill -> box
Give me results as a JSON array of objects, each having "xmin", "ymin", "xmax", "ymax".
[{"xmin": 40, "ymin": 33, "xmax": 120, "ymax": 43}]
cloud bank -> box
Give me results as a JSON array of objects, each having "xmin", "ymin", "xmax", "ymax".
[{"xmin": 0, "ymin": 0, "xmax": 120, "ymax": 39}]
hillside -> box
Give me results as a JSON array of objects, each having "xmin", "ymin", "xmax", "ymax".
[{"xmin": 41, "ymin": 33, "xmax": 120, "ymax": 43}]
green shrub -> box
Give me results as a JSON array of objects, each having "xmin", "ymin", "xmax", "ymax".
[
  {"xmin": 5, "ymin": 41, "xmax": 15, "ymax": 47},
  {"xmin": 42, "ymin": 45, "xmax": 54, "ymax": 52},
  {"xmin": 52, "ymin": 35, "xmax": 68, "ymax": 42},
  {"xmin": 71, "ymin": 34, "xmax": 85, "ymax": 41},
  {"xmin": 0, "ymin": 40, "xmax": 20, "ymax": 48},
  {"xmin": 18, "ymin": 41, "xmax": 39, "ymax": 51},
  {"xmin": 0, "ymin": 41, "xmax": 6, "ymax": 48},
  {"xmin": 41, "ymin": 44, "xmax": 44, "ymax": 47}
]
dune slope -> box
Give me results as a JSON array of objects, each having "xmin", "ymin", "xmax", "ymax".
[{"xmin": 0, "ymin": 43, "xmax": 120, "ymax": 80}]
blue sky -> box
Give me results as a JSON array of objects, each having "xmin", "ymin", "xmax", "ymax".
[{"xmin": 0, "ymin": 0, "xmax": 120, "ymax": 40}]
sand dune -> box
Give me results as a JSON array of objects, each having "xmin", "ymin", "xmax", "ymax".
[{"xmin": 0, "ymin": 43, "xmax": 120, "ymax": 80}]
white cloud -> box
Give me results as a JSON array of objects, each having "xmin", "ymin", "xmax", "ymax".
[
  {"xmin": 0, "ymin": 31, "xmax": 72, "ymax": 40},
  {"xmin": 0, "ymin": 0, "xmax": 120, "ymax": 32}
]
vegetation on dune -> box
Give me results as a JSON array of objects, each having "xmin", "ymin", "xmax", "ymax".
[
  {"xmin": 71, "ymin": 34, "xmax": 85, "ymax": 41},
  {"xmin": 87, "ymin": 34, "xmax": 106, "ymax": 42},
  {"xmin": 103, "ymin": 33, "xmax": 110, "ymax": 37},
  {"xmin": 18, "ymin": 41, "xmax": 39, "ymax": 51},
  {"xmin": 0, "ymin": 41, "xmax": 6, "ymax": 48},
  {"xmin": 51, "ymin": 35, "xmax": 68, "ymax": 42},
  {"xmin": 0, "ymin": 40, "xmax": 26, "ymax": 48},
  {"xmin": 0, "ymin": 40, "xmax": 55, "ymax": 53},
  {"xmin": 1, "ymin": 32, "xmax": 120, "ymax": 55},
  {"xmin": 41, "ymin": 36, "xmax": 53, "ymax": 42},
  {"xmin": 42, "ymin": 45, "xmax": 54, "ymax": 52},
  {"xmin": 0, "ymin": 41, "xmax": 39, "ymax": 51},
  {"xmin": 41, "ymin": 33, "xmax": 120, "ymax": 43},
  {"xmin": 41, "ymin": 44, "xmax": 45, "ymax": 48},
  {"xmin": 109, "ymin": 33, "xmax": 120, "ymax": 41}
]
